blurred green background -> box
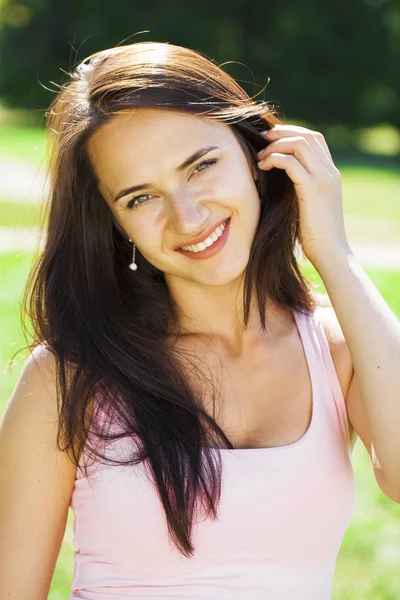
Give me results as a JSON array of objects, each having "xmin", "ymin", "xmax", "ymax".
[{"xmin": 0, "ymin": 0, "xmax": 399, "ymax": 598}]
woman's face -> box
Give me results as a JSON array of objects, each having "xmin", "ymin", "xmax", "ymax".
[{"xmin": 87, "ymin": 108, "xmax": 261, "ymax": 287}]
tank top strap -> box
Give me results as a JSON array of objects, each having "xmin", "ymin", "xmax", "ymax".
[
  {"xmin": 292, "ymin": 307, "xmax": 321, "ymax": 397},
  {"xmin": 292, "ymin": 306, "xmax": 333, "ymax": 454},
  {"xmin": 308, "ymin": 307, "xmax": 351, "ymax": 446}
]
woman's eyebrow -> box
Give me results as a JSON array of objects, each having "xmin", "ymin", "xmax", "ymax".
[{"xmin": 112, "ymin": 145, "xmax": 219, "ymax": 204}]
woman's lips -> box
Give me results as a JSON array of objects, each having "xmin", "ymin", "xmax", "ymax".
[
  {"xmin": 175, "ymin": 217, "xmax": 231, "ymax": 260},
  {"xmin": 173, "ymin": 216, "xmax": 228, "ymax": 250}
]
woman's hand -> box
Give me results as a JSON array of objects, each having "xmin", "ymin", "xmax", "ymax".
[{"xmin": 257, "ymin": 124, "xmax": 351, "ymax": 269}]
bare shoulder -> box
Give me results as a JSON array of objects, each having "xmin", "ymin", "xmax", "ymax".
[
  {"xmin": 313, "ymin": 303, "xmax": 353, "ymax": 388},
  {"xmin": 315, "ymin": 305, "xmax": 347, "ymax": 347},
  {"xmin": 0, "ymin": 344, "xmax": 79, "ymax": 598},
  {"xmin": 1, "ymin": 342, "xmax": 79, "ymax": 484},
  {"xmin": 313, "ymin": 303, "xmax": 356, "ymax": 443}
]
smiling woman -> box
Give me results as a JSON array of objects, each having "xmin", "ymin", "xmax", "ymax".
[
  {"xmin": 0, "ymin": 41, "xmax": 355, "ymax": 600},
  {"xmin": 86, "ymin": 107, "xmax": 262, "ymax": 284}
]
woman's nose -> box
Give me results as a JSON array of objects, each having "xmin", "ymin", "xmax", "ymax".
[{"xmin": 167, "ymin": 192, "xmax": 208, "ymax": 234}]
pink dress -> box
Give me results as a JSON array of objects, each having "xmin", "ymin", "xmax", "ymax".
[{"xmin": 69, "ymin": 307, "xmax": 356, "ymax": 599}]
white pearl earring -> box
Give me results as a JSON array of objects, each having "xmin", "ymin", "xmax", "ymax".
[{"xmin": 128, "ymin": 238, "xmax": 138, "ymax": 271}]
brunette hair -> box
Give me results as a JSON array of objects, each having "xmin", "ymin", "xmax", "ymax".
[{"xmin": 13, "ymin": 41, "xmax": 325, "ymax": 558}]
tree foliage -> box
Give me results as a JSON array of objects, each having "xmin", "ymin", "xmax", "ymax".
[{"xmin": 0, "ymin": 0, "xmax": 398, "ymax": 129}]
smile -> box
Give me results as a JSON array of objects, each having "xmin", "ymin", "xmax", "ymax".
[{"xmin": 175, "ymin": 217, "xmax": 231, "ymax": 261}]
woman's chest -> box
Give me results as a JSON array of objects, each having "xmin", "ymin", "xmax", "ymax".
[
  {"xmin": 204, "ymin": 358, "xmax": 312, "ymax": 450},
  {"xmin": 178, "ymin": 314, "xmax": 353, "ymax": 450},
  {"xmin": 184, "ymin": 325, "xmax": 315, "ymax": 449}
]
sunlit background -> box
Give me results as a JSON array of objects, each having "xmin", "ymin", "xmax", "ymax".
[{"xmin": 0, "ymin": 0, "xmax": 399, "ymax": 598}]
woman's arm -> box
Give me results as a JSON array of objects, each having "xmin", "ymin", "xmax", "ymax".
[{"xmin": 0, "ymin": 348, "xmax": 78, "ymax": 600}]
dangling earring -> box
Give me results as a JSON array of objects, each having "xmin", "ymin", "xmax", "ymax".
[{"xmin": 128, "ymin": 238, "xmax": 138, "ymax": 271}]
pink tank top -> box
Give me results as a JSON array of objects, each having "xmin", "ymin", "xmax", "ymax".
[{"xmin": 69, "ymin": 307, "xmax": 356, "ymax": 600}]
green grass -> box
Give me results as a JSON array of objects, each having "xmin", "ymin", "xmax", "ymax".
[
  {"xmin": 1, "ymin": 251, "xmax": 400, "ymax": 599},
  {"xmin": 0, "ymin": 201, "xmax": 45, "ymax": 228},
  {"xmin": 337, "ymin": 164, "xmax": 400, "ymax": 245},
  {"xmin": 339, "ymin": 165, "xmax": 400, "ymax": 221},
  {"xmin": 0, "ymin": 125, "xmax": 47, "ymax": 164}
]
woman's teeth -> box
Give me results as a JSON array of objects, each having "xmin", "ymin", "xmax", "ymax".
[{"xmin": 180, "ymin": 219, "xmax": 229, "ymax": 252}]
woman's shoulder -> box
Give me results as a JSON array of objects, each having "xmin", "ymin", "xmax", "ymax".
[
  {"xmin": 27, "ymin": 343, "xmax": 97, "ymax": 447},
  {"xmin": 3, "ymin": 343, "xmax": 79, "ymax": 493},
  {"xmin": 310, "ymin": 294, "xmax": 354, "ymax": 411}
]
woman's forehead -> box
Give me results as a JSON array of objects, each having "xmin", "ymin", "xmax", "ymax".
[
  {"xmin": 89, "ymin": 108, "xmax": 233, "ymax": 153},
  {"xmin": 87, "ymin": 110, "xmax": 236, "ymax": 177}
]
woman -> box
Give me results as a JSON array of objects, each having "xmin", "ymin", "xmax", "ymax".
[{"xmin": 2, "ymin": 41, "xmax": 400, "ymax": 600}]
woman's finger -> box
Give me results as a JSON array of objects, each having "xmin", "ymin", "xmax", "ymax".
[
  {"xmin": 258, "ymin": 136, "xmax": 322, "ymax": 176},
  {"xmin": 258, "ymin": 152, "xmax": 312, "ymax": 191},
  {"xmin": 263, "ymin": 125, "xmax": 334, "ymax": 170}
]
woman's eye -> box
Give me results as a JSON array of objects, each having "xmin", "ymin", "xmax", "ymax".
[
  {"xmin": 193, "ymin": 158, "xmax": 217, "ymax": 176},
  {"xmin": 126, "ymin": 158, "xmax": 217, "ymax": 209},
  {"xmin": 126, "ymin": 194, "xmax": 150, "ymax": 209}
]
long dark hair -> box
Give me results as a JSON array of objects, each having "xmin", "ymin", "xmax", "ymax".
[{"xmin": 12, "ymin": 41, "xmax": 323, "ymax": 558}]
